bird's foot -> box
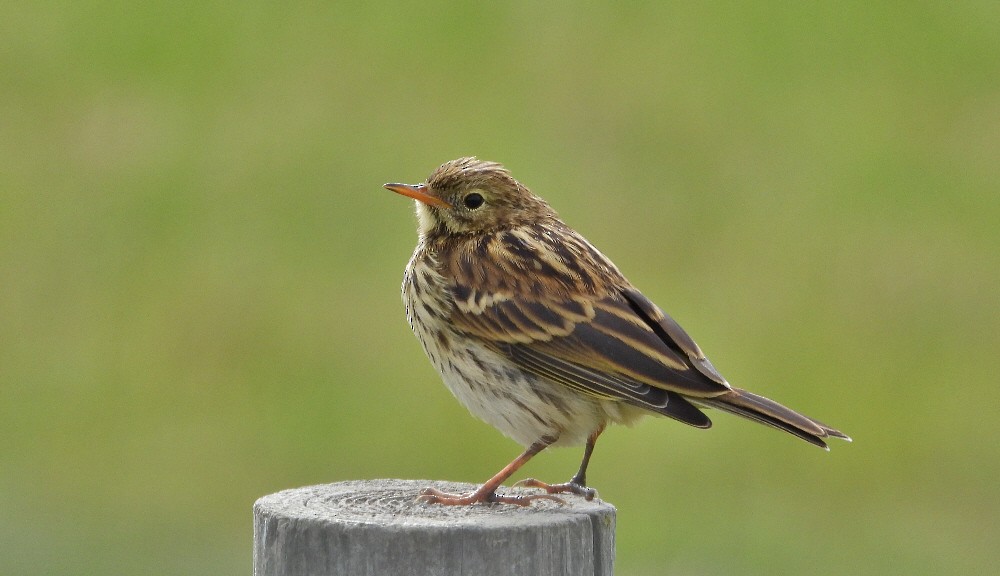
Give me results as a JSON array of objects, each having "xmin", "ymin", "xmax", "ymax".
[
  {"xmin": 515, "ymin": 478, "xmax": 598, "ymax": 501},
  {"xmin": 416, "ymin": 486, "xmax": 564, "ymax": 506}
]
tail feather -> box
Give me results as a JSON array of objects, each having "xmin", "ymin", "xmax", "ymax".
[{"xmin": 697, "ymin": 388, "xmax": 851, "ymax": 450}]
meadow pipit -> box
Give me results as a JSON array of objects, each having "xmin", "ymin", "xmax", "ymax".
[{"xmin": 385, "ymin": 157, "xmax": 849, "ymax": 506}]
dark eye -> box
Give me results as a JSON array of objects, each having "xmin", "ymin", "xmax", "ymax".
[{"xmin": 463, "ymin": 192, "xmax": 485, "ymax": 209}]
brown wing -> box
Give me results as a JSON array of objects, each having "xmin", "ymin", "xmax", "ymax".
[
  {"xmin": 439, "ymin": 223, "xmax": 731, "ymax": 428},
  {"xmin": 449, "ymin": 284, "xmax": 731, "ymax": 428}
]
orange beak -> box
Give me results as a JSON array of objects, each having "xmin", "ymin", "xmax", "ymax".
[{"xmin": 383, "ymin": 183, "xmax": 452, "ymax": 209}]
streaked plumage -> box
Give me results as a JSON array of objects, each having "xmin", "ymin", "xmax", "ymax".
[{"xmin": 386, "ymin": 157, "xmax": 849, "ymax": 505}]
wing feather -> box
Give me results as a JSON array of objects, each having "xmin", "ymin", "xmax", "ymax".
[
  {"xmin": 498, "ymin": 340, "xmax": 712, "ymax": 428},
  {"xmin": 442, "ymin": 224, "xmax": 729, "ymax": 428},
  {"xmin": 449, "ymin": 288, "xmax": 731, "ymax": 404}
]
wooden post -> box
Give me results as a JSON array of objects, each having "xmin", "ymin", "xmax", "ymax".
[{"xmin": 254, "ymin": 479, "xmax": 616, "ymax": 576}]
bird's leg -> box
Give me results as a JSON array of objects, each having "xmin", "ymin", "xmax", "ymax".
[
  {"xmin": 418, "ymin": 436, "xmax": 564, "ymax": 506},
  {"xmin": 517, "ymin": 425, "xmax": 604, "ymax": 501}
]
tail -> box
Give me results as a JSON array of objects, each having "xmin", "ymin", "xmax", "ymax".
[{"xmin": 697, "ymin": 388, "xmax": 851, "ymax": 450}]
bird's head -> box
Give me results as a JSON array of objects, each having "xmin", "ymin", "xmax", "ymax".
[{"xmin": 384, "ymin": 157, "xmax": 556, "ymax": 238}]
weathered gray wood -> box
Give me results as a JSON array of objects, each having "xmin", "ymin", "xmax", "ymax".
[{"xmin": 254, "ymin": 479, "xmax": 615, "ymax": 576}]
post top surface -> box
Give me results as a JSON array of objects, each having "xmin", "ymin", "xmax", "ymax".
[{"xmin": 254, "ymin": 479, "xmax": 616, "ymax": 529}]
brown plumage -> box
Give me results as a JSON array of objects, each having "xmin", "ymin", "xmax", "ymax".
[{"xmin": 385, "ymin": 157, "xmax": 849, "ymax": 506}]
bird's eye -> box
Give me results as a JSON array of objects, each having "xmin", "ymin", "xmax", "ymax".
[{"xmin": 463, "ymin": 192, "xmax": 485, "ymax": 210}]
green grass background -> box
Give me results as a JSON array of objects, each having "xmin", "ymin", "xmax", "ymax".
[{"xmin": 3, "ymin": 2, "xmax": 998, "ymax": 574}]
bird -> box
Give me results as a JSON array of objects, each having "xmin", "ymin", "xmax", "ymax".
[{"xmin": 384, "ymin": 157, "xmax": 850, "ymax": 506}]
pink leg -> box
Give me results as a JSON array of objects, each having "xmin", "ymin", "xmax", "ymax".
[{"xmin": 418, "ymin": 437, "xmax": 564, "ymax": 506}]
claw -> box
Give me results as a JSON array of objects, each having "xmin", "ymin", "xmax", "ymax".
[
  {"xmin": 416, "ymin": 488, "xmax": 566, "ymax": 506},
  {"xmin": 515, "ymin": 478, "xmax": 598, "ymax": 501},
  {"xmin": 416, "ymin": 486, "xmax": 564, "ymax": 506}
]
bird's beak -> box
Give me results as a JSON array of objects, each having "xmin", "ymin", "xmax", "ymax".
[{"xmin": 383, "ymin": 183, "xmax": 452, "ymax": 209}]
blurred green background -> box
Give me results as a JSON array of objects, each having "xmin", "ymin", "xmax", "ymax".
[{"xmin": 3, "ymin": 2, "xmax": 998, "ymax": 574}]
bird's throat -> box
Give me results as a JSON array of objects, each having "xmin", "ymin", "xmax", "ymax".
[{"xmin": 414, "ymin": 201, "xmax": 438, "ymax": 238}]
